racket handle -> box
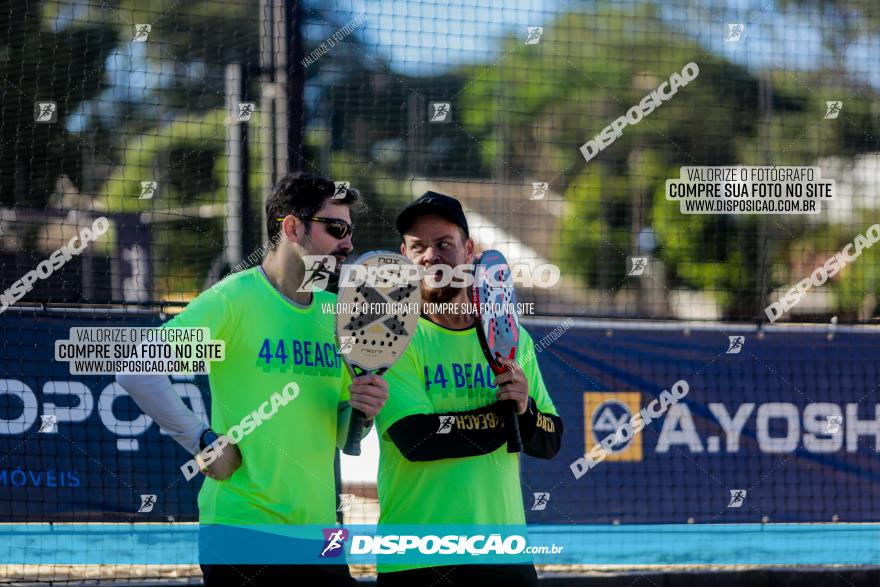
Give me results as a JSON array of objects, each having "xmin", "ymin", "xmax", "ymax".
[
  {"xmin": 343, "ymin": 408, "xmax": 367, "ymax": 456},
  {"xmin": 502, "ymin": 400, "xmax": 523, "ymax": 453}
]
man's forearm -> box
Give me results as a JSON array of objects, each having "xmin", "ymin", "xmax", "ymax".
[
  {"xmin": 517, "ymin": 398, "xmax": 563, "ymax": 458},
  {"xmin": 116, "ymin": 373, "xmax": 206, "ymax": 454},
  {"xmin": 387, "ymin": 403, "xmax": 507, "ymax": 461}
]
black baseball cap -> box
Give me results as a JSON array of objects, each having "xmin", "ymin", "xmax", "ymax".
[{"xmin": 395, "ymin": 191, "xmax": 470, "ymax": 237}]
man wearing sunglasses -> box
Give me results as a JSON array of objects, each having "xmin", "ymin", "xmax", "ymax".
[
  {"xmin": 116, "ymin": 173, "xmax": 388, "ymax": 586},
  {"xmin": 287, "ymin": 215, "xmax": 355, "ymax": 240}
]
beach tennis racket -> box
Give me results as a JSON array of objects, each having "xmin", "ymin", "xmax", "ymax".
[
  {"xmin": 471, "ymin": 250, "xmax": 523, "ymax": 453},
  {"xmin": 337, "ymin": 251, "xmax": 421, "ymax": 456}
]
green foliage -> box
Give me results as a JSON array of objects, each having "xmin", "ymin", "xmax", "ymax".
[
  {"xmin": 0, "ymin": 0, "xmax": 118, "ymax": 207},
  {"xmin": 96, "ymin": 0, "xmax": 259, "ymax": 63},
  {"xmin": 98, "ymin": 107, "xmax": 265, "ymax": 295},
  {"xmin": 99, "ymin": 110, "xmax": 227, "ymax": 210},
  {"xmin": 14, "ymin": 0, "xmax": 879, "ymax": 316},
  {"xmin": 460, "ymin": 2, "xmax": 880, "ymax": 319}
]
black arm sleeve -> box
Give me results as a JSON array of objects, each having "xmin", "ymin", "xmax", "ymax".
[
  {"xmin": 517, "ymin": 397, "xmax": 564, "ymax": 458},
  {"xmin": 387, "ymin": 403, "xmax": 507, "ymax": 462}
]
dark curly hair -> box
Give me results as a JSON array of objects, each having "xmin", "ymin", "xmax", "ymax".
[{"xmin": 265, "ymin": 172, "xmax": 361, "ymax": 246}]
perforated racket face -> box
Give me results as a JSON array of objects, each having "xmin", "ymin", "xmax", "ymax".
[
  {"xmin": 471, "ymin": 250, "xmax": 520, "ymax": 373},
  {"xmin": 336, "ymin": 251, "xmax": 421, "ymax": 375}
]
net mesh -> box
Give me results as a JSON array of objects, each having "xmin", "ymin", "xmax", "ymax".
[
  {"xmin": 1, "ymin": 0, "xmax": 879, "ymax": 582},
  {"xmin": 2, "ymin": 0, "xmax": 879, "ymax": 321}
]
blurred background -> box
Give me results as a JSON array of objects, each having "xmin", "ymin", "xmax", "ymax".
[{"xmin": 2, "ymin": 0, "xmax": 879, "ymax": 322}]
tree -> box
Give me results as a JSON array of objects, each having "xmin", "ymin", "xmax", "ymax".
[{"xmin": 458, "ymin": 2, "xmax": 880, "ymax": 319}]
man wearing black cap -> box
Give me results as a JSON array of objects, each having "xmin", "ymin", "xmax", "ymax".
[{"xmin": 372, "ymin": 192, "xmax": 564, "ymax": 586}]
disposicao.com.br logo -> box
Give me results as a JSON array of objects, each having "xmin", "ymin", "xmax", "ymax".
[{"xmin": 319, "ymin": 530, "xmax": 563, "ymax": 557}]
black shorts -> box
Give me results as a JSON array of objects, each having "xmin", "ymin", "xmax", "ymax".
[
  {"xmin": 200, "ymin": 563, "xmax": 356, "ymax": 586},
  {"xmin": 198, "ymin": 524, "xmax": 356, "ymax": 586},
  {"xmin": 377, "ymin": 563, "xmax": 538, "ymax": 587}
]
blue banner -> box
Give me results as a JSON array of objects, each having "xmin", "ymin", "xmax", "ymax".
[
  {"xmin": 0, "ymin": 309, "xmax": 207, "ymax": 521},
  {"xmin": 519, "ymin": 319, "xmax": 880, "ymax": 524},
  {"xmin": 0, "ymin": 523, "xmax": 877, "ymax": 565},
  {"xmin": 2, "ymin": 311, "xmax": 879, "ymax": 540}
]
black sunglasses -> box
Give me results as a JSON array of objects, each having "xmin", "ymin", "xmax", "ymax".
[{"xmin": 277, "ymin": 216, "xmax": 354, "ymax": 240}]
